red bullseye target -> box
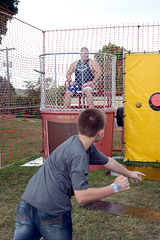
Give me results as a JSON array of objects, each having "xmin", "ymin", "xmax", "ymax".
[
  {"xmin": 149, "ymin": 92, "xmax": 160, "ymax": 111},
  {"xmin": 151, "ymin": 93, "xmax": 160, "ymax": 106}
]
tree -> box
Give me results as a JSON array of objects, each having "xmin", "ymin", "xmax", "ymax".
[
  {"xmin": 42, "ymin": 77, "xmax": 65, "ymax": 106},
  {"xmin": 96, "ymin": 43, "xmax": 126, "ymax": 93},
  {"xmin": 1, "ymin": 0, "xmax": 19, "ymax": 13},
  {"xmin": 25, "ymin": 79, "xmax": 41, "ymax": 106},
  {"xmin": 0, "ymin": 76, "xmax": 16, "ymax": 107},
  {"xmin": 0, "ymin": 1, "xmax": 19, "ymax": 43}
]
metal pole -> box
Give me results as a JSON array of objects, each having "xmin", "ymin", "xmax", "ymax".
[
  {"xmin": 103, "ymin": 55, "xmax": 106, "ymax": 109},
  {"xmin": 40, "ymin": 57, "xmax": 45, "ymax": 110},
  {"xmin": 55, "ymin": 54, "xmax": 57, "ymax": 108},
  {"xmin": 42, "ymin": 31, "xmax": 46, "ymax": 157},
  {"xmin": 137, "ymin": 25, "xmax": 140, "ymax": 52},
  {"xmin": 6, "ymin": 48, "xmax": 10, "ymax": 108},
  {"xmin": 122, "ymin": 50, "xmax": 126, "ymax": 161},
  {"xmin": 81, "ymin": 54, "xmax": 84, "ymax": 109},
  {"xmin": 111, "ymin": 56, "xmax": 116, "ymax": 109}
]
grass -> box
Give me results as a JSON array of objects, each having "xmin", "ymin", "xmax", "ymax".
[
  {"xmin": 116, "ymin": 158, "xmax": 160, "ymax": 169},
  {"xmin": 0, "ymin": 116, "xmax": 43, "ymax": 167},
  {"xmin": 0, "ymin": 155, "xmax": 160, "ymax": 240}
]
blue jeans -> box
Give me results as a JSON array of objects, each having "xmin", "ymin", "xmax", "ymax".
[{"xmin": 13, "ymin": 200, "xmax": 72, "ymax": 240}]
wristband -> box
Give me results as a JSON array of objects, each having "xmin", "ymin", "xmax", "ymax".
[
  {"xmin": 111, "ymin": 183, "xmax": 118, "ymax": 193},
  {"xmin": 111, "ymin": 183, "xmax": 121, "ymax": 193}
]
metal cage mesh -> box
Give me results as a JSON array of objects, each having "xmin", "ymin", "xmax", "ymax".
[{"xmin": 40, "ymin": 52, "xmax": 116, "ymax": 111}]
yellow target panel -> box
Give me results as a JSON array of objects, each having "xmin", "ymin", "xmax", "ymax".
[{"xmin": 124, "ymin": 53, "xmax": 160, "ymax": 162}]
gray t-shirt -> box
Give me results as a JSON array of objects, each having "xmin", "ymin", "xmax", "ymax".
[{"xmin": 22, "ymin": 135, "xmax": 109, "ymax": 215}]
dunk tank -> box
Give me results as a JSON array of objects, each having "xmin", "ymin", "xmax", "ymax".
[
  {"xmin": 123, "ymin": 52, "xmax": 160, "ymax": 163},
  {"xmin": 39, "ymin": 52, "xmax": 117, "ymax": 170}
]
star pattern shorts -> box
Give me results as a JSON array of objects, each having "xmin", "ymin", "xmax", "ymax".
[{"xmin": 68, "ymin": 83, "xmax": 94, "ymax": 95}]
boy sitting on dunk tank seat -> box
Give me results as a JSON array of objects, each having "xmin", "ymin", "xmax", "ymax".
[{"xmin": 63, "ymin": 47, "xmax": 102, "ymax": 108}]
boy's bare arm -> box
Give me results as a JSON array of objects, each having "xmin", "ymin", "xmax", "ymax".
[
  {"xmin": 103, "ymin": 157, "xmax": 146, "ymax": 182},
  {"xmin": 74, "ymin": 175, "xmax": 130, "ymax": 204}
]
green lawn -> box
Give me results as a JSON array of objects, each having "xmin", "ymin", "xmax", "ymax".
[
  {"xmin": 0, "ymin": 155, "xmax": 160, "ymax": 240},
  {"xmin": 0, "ymin": 116, "xmax": 42, "ymax": 167}
]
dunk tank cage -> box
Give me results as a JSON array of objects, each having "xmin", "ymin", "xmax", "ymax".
[{"xmin": 40, "ymin": 52, "xmax": 117, "ymax": 170}]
